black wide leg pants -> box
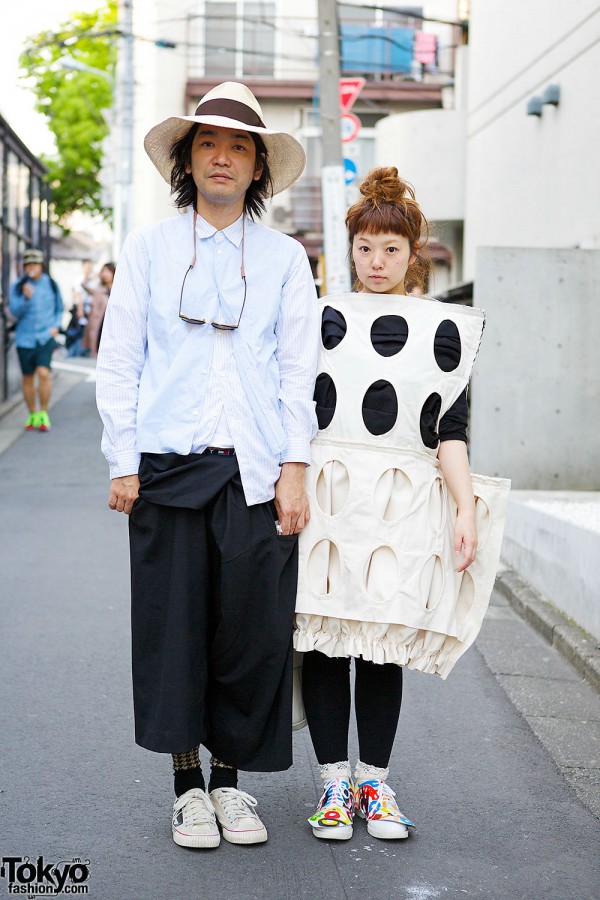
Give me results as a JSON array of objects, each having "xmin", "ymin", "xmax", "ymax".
[{"xmin": 128, "ymin": 453, "xmax": 298, "ymax": 771}]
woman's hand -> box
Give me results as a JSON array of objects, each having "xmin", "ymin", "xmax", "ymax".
[{"xmin": 453, "ymin": 508, "xmax": 477, "ymax": 572}]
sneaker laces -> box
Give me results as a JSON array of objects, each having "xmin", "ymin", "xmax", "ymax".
[
  {"xmin": 319, "ymin": 778, "xmax": 352, "ymax": 812},
  {"xmin": 174, "ymin": 789, "xmax": 216, "ymax": 825},
  {"xmin": 215, "ymin": 788, "xmax": 260, "ymax": 821}
]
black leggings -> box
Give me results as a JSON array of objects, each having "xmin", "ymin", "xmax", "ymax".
[{"xmin": 301, "ymin": 651, "xmax": 403, "ymax": 768}]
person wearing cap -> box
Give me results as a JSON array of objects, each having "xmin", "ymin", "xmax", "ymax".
[
  {"xmin": 9, "ymin": 249, "xmax": 64, "ymax": 431},
  {"xmin": 96, "ymin": 82, "xmax": 319, "ymax": 849}
]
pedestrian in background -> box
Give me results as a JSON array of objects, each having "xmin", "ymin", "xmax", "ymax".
[
  {"xmin": 96, "ymin": 82, "xmax": 319, "ymax": 850},
  {"xmin": 9, "ymin": 248, "xmax": 64, "ymax": 431},
  {"xmin": 67, "ymin": 259, "xmax": 96, "ymax": 358},
  {"xmin": 84, "ymin": 262, "xmax": 115, "ymax": 357}
]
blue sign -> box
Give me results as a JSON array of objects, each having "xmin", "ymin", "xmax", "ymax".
[{"xmin": 344, "ymin": 158, "xmax": 358, "ymax": 185}]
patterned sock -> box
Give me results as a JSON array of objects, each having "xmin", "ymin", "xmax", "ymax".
[
  {"xmin": 355, "ymin": 759, "xmax": 390, "ymax": 785},
  {"xmin": 172, "ymin": 747, "xmax": 205, "ymax": 797},
  {"xmin": 318, "ymin": 760, "xmax": 351, "ymax": 784},
  {"xmin": 208, "ymin": 756, "xmax": 238, "ymax": 792}
]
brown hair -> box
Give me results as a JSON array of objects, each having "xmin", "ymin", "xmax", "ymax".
[
  {"xmin": 345, "ymin": 166, "xmax": 431, "ymax": 293},
  {"xmin": 169, "ymin": 124, "xmax": 273, "ymax": 220}
]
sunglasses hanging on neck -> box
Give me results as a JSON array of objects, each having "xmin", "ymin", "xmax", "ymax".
[{"xmin": 179, "ymin": 210, "xmax": 247, "ymax": 330}]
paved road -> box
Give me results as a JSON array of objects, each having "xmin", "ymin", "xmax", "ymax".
[{"xmin": 1, "ymin": 377, "xmax": 598, "ymax": 900}]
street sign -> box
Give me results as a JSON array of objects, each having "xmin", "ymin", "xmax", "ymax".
[
  {"xmin": 343, "ymin": 157, "xmax": 358, "ymax": 185},
  {"xmin": 339, "ymin": 77, "xmax": 365, "ymax": 111},
  {"xmin": 341, "ymin": 112, "xmax": 361, "ymax": 143}
]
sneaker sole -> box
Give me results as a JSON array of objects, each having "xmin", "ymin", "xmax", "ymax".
[
  {"xmin": 312, "ymin": 824, "xmax": 353, "ymax": 841},
  {"xmin": 365, "ymin": 820, "xmax": 409, "ymax": 840},
  {"xmin": 173, "ymin": 829, "xmax": 220, "ymax": 849},
  {"xmin": 220, "ymin": 826, "xmax": 268, "ymax": 845}
]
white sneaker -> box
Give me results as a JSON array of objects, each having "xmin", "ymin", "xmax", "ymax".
[
  {"xmin": 172, "ymin": 788, "xmax": 220, "ymax": 848},
  {"xmin": 210, "ymin": 788, "xmax": 268, "ymax": 844},
  {"xmin": 355, "ymin": 779, "xmax": 414, "ymax": 840}
]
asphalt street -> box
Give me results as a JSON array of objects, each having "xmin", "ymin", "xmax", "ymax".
[{"xmin": 0, "ymin": 372, "xmax": 598, "ymax": 900}]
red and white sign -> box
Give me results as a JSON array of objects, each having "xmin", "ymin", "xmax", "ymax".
[
  {"xmin": 341, "ymin": 111, "xmax": 361, "ymax": 143},
  {"xmin": 339, "ymin": 77, "xmax": 365, "ymax": 111}
]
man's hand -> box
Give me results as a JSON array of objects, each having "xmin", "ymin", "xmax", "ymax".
[
  {"xmin": 22, "ymin": 283, "xmax": 34, "ymax": 300},
  {"xmin": 274, "ymin": 462, "xmax": 310, "ymax": 535},
  {"xmin": 50, "ymin": 327, "xmax": 59, "ymax": 337},
  {"xmin": 109, "ymin": 474, "xmax": 140, "ymax": 515}
]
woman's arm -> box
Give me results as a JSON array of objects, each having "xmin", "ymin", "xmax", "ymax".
[{"xmin": 438, "ymin": 439, "xmax": 477, "ymax": 573}]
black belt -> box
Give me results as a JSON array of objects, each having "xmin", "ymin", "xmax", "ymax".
[{"xmin": 202, "ymin": 447, "xmax": 236, "ymax": 456}]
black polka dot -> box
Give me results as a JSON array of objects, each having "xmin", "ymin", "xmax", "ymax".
[
  {"xmin": 321, "ymin": 306, "xmax": 347, "ymax": 349},
  {"xmin": 314, "ymin": 373, "xmax": 337, "ymax": 429},
  {"xmin": 434, "ymin": 320, "xmax": 461, "ymax": 372},
  {"xmin": 420, "ymin": 393, "xmax": 442, "ymax": 448},
  {"xmin": 370, "ymin": 315, "xmax": 409, "ymax": 357},
  {"xmin": 362, "ymin": 381, "xmax": 398, "ymax": 435}
]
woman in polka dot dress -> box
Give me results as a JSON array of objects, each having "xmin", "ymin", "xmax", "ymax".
[{"xmin": 294, "ymin": 167, "xmax": 509, "ymax": 842}]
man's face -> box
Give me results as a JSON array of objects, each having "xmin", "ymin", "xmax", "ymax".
[
  {"xmin": 186, "ymin": 125, "xmax": 263, "ymax": 213},
  {"xmin": 24, "ymin": 263, "xmax": 43, "ymax": 281}
]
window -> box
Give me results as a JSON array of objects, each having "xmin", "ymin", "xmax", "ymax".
[{"xmin": 203, "ymin": 1, "xmax": 275, "ymax": 78}]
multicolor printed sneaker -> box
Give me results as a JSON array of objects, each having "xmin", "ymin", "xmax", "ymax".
[
  {"xmin": 355, "ymin": 779, "xmax": 414, "ymax": 839},
  {"xmin": 25, "ymin": 412, "xmax": 39, "ymax": 430},
  {"xmin": 308, "ymin": 778, "xmax": 354, "ymax": 840},
  {"xmin": 37, "ymin": 410, "xmax": 51, "ymax": 431}
]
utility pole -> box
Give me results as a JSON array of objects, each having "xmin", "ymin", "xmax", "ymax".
[
  {"xmin": 318, "ymin": 0, "xmax": 351, "ymax": 294},
  {"xmin": 113, "ymin": 0, "xmax": 134, "ymax": 258}
]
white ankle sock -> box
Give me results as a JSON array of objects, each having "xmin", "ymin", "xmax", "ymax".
[
  {"xmin": 355, "ymin": 760, "xmax": 389, "ymax": 784},
  {"xmin": 319, "ymin": 760, "xmax": 351, "ymax": 783}
]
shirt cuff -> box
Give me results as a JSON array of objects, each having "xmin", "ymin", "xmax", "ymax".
[
  {"xmin": 109, "ymin": 450, "xmax": 141, "ymax": 479},
  {"xmin": 281, "ymin": 438, "xmax": 312, "ymax": 466}
]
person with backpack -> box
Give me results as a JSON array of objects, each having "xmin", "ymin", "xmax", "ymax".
[{"xmin": 9, "ymin": 248, "xmax": 64, "ymax": 431}]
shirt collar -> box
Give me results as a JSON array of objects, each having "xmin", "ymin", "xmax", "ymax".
[{"xmin": 193, "ymin": 209, "xmax": 245, "ymax": 248}]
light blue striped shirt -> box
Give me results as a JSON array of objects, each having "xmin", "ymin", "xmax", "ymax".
[{"xmin": 96, "ymin": 207, "xmax": 320, "ymax": 505}]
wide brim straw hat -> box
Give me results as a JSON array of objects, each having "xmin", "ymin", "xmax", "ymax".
[{"xmin": 144, "ymin": 81, "xmax": 306, "ymax": 195}]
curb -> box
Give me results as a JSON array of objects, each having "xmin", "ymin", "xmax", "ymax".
[{"xmin": 495, "ymin": 564, "xmax": 600, "ymax": 694}]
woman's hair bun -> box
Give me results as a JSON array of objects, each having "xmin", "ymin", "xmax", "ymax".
[{"xmin": 359, "ymin": 166, "xmax": 415, "ymax": 206}]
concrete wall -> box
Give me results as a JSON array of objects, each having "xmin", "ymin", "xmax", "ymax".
[
  {"xmin": 502, "ymin": 491, "xmax": 600, "ymax": 642},
  {"xmin": 463, "ymin": 2, "xmax": 600, "ymax": 279},
  {"xmin": 469, "ymin": 246, "xmax": 600, "ymax": 489}
]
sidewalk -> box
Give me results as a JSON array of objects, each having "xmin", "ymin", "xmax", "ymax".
[{"xmin": 0, "ymin": 378, "xmax": 598, "ymax": 900}]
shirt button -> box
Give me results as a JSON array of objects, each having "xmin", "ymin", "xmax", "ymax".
[{"xmin": 192, "ymin": 409, "xmax": 198, "ymax": 415}]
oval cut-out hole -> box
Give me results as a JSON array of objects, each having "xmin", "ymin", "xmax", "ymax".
[
  {"xmin": 420, "ymin": 555, "xmax": 444, "ymax": 611},
  {"xmin": 316, "ymin": 460, "xmax": 350, "ymax": 516},
  {"xmin": 474, "ymin": 496, "xmax": 491, "ymax": 548},
  {"xmin": 420, "ymin": 393, "xmax": 442, "ymax": 448},
  {"xmin": 321, "ymin": 306, "xmax": 347, "ymax": 349},
  {"xmin": 374, "ymin": 468, "xmax": 413, "ymax": 522},
  {"xmin": 434, "ymin": 319, "xmax": 462, "ymax": 372},
  {"xmin": 455, "ymin": 570, "xmax": 475, "ymax": 622},
  {"xmin": 362, "ymin": 380, "xmax": 398, "ymax": 435},
  {"xmin": 314, "ymin": 373, "xmax": 337, "ymax": 429},
  {"xmin": 363, "ymin": 546, "xmax": 399, "ymax": 603},
  {"xmin": 307, "ymin": 540, "xmax": 341, "ymax": 596},
  {"xmin": 370, "ymin": 315, "xmax": 409, "ymax": 357},
  {"xmin": 428, "ymin": 476, "xmax": 446, "ymax": 532}
]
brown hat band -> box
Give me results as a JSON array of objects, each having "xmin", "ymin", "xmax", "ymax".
[{"xmin": 193, "ymin": 97, "xmax": 265, "ymax": 129}]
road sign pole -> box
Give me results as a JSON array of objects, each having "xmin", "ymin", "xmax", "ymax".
[{"xmin": 318, "ymin": 0, "xmax": 350, "ymax": 294}]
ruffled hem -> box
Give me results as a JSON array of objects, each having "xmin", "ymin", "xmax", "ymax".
[{"xmin": 293, "ymin": 614, "xmax": 469, "ymax": 680}]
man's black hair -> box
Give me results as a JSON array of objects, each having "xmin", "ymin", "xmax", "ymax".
[{"xmin": 169, "ymin": 123, "xmax": 273, "ymax": 220}]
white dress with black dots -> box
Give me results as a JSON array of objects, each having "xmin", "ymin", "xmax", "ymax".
[{"xmin": 294, "ymin": 293, "xmax": 511, "ymax": 679}]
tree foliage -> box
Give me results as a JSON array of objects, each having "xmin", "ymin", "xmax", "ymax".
[{"xmin": 19, "ymin": 2, "xmax": 117, "ymax": 227}]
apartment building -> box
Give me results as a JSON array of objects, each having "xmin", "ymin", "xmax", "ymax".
[{"xmin": 131, "ymin": 1, "xmax": 461, "ymax": 273}]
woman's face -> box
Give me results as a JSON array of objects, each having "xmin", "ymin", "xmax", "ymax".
[
  {"xmin": 100, "ymin": 266, "xmax": 114, "ymax": 286},
  {"xmin": 352, "ymin": 231, "xmax": 416, "ymax": 295}
]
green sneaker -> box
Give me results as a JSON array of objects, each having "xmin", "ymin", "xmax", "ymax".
[
  {"xmin": 25, "ymin": 412, "xmax": 39, "ymax": 431},
  {"xmin": 38, "ymin": 410, "xmax": 51, "ymax": 431}
]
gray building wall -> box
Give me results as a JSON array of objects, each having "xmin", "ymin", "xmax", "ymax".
[{"xmin": 469, "ymin": 247, "xmax": 600, "ymax": 489}]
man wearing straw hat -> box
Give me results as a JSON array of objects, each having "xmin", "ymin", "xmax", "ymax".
[{"xmin": 96, "ymin": 82, "xmax": 319, "ymax": 849}]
